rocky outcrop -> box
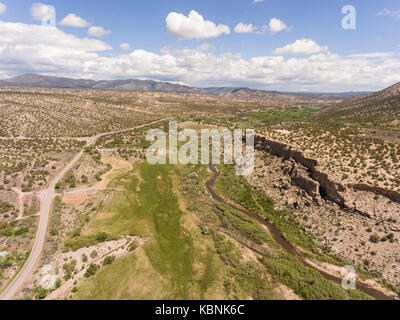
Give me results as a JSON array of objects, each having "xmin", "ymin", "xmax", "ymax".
[
  {"xmin": 292, "ymin": 169, "xmax": 320, "ymax": 199},
  {"xmin": 351, "ymin": 184, "xmax": 400, "ymax": 203},
  {"xmin": 253, "ymin": 135, "xmax": 400, "ymax": 209},
  {"xmin": 254, "ymin": 135, "xmax": 345, "ymax": 206},
  {"xmin": 312, "ymin": 170, "xmax": 345, "ymax": 206},
  {"xmin": 281, "ymin": 160, "xmax": 320, "ymax": 198}
]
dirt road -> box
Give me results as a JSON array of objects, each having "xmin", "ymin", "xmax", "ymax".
[{"xmin": 0, "ymin": 119, "xmax": 167, "ymax": 300}]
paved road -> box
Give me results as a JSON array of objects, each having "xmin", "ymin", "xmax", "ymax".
[{"xmin": 0, "ymin": 119, "xmax": 167, "ymax": 300}]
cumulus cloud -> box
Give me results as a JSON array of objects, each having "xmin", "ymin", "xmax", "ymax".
[
  {"xmin": 234, "ymin": 22, "xmax": 268, "ymax": 35},
  {"xmin": 31, "ymin": 3, "xmax": 54, "ymax": 21},
  {"xmin": 166, "ymin": 10, "xmax": 230, "ymax": 40},
  {"xmin": 0, "ymin": 20, "xmax": 111, "ymax": 77},
  {"xmin": 268, "ymin": 18, "xmax": 289, "ymax": 34},
  {"xmin": 274, "ymin": 39, "xmax": 329, "ymax": 55},
  {"xmin": 120, "ymin": 43, "xmax": 130, "ymax": 50},
  {"xmin": 1, "ymin": 20, "xmax": 399, "ymax": 92},
  {"xmin": 88, "ymin": 26, "xmax": 112, "ymax": 37},
  {"xmin": 234, "ymin": 23, "xmax": 257, "ymax": 34},
  {"xmin": 60, "ymin": 13, "xmax": 90, "ymax": 27},
  {"xmin": 0, "ymin": 2, "xmax": 7, "ymax": 15}
]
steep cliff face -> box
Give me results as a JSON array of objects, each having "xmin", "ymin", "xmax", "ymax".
[
  {"xmin": 253, "ymin": 135, "xmax": 400, "ymax": 209},
  {"xmin": 281, "ymin": 160, "xmax": 320, "ymax": 199},
  {"xmin": 254, "ymin": 135, "xmax": 346, "ymax": 206},
  {"xmin": 311, "ymin": 170, "xmax": 345, "ymax": 206},
  {"xmin": 292, "ymin": 170, "xmax": 320, "ymax": 199}
]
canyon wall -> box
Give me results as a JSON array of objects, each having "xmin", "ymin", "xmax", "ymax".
[{"xmin": 253, "ymin": 135, "xmax": 400, "ymax": 208}]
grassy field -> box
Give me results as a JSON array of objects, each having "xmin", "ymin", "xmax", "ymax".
[
  {"xmin": 73, "ymin": 162, "xmax": 280, "ymax": 300},
  {"xmin": 234, "ymin": 106, "xmax": 322, "ymax": 129},
  {"xmin": 74, "ymin": 163, "xmax": 196, "ymax": 299},
  {"xmin": 72, "ymin": 159, "xmax": 375, "ymax": 300}
]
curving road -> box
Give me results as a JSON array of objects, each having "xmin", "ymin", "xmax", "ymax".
[{"xmin": 0, "ymin": 119, "xmax": 167, "ymax": 300}]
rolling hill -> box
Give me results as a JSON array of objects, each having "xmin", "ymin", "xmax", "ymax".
[{"xmin": 319, "ymin": 81, "xmax": 400, "ymax": 125}]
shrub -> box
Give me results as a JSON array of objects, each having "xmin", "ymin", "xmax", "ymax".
[
  {"xmin": 84, "ymin": 264, "xmax": 98, "ymax": 278},
  {"xmin": 36, "ymin": 288, "xmax": 48, "ymax": 300},
  {"xmin": 129, "ymin": 241, "xmax": 138, "ymax": 252},
  {"xmin": 96, "ymin": 232, "xmax": 108, "ymax": 242},
  {"xmin": 102, "ymin": 255, "xmax": 115, "ymax": 266},
  {"xmin": 370, "ymin": 234, "xmax": 380, "ymax": 243},
  {"xmin": 80, "ymin": 254, "xmax": 87, "ymax": 263},
  {"xmin": 90, "ymin": 250, "xmax": 98, "ymax": 258},
  {"xmin": 71, "ymin": 228, "xmax": 81, "ymax": 237},
  {"xmin": 13, "ymin": 227, "xmax": 28, "ymax": 236}
]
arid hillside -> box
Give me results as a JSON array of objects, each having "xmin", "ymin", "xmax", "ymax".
[{"xmin": 319, "ymin": 81, "xmax": 400, "ymax": 126}]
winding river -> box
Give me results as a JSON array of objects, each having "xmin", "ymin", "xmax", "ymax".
[{"xmin": 206, "ymin": 164, "xmax": 396, "ymax": 300}]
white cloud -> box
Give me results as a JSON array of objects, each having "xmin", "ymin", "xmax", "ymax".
[
  {"xmin": 1, "ymin": 20, "xmax": 400, "ymax": 92},
  {"xmin": 377, "ymin": 9, "xmax": 400, "ymax": 20},
  {"xmin": 31, "ymin": 3, "xmax": 54, "ymax": 21},
  {"xmin": 160, "ymin": 43, "xmax": 215, "ymax": 55},
  {"xmin": 120, "ymin": 43, "xmax": 130, "ymax": 50},
  {"xmin": 234, "ymin": 23, "xmax": 257, "ymax": 34},
  {"xmin": 0, "ymin": 2, "xmax": 7, "ymax": 15},
  {"xmin": 0, "ymin": 20, "xmax": 111, "ymax": 78},
  {"xmin": 195, "ymin": 43, "xmax": 215, "ymax": 52},
  {"xmin": 274, "ymin": 39, "xmax": 329, "ymax": 55},
  {"xmin": 268, "ymin": 18, "xmax": 288, "ymax": 34},
  {"xmin": 347, "ymin": 52, "xmax": 395, "ymax": 59},
  {"xmin": 88, "ymin": 26, "xmax": 112, "ymax": 37},
  {"xmin": 234, "ymin": 18, "xmax": 291, "ymax": 36},
  {"xmin": 234, "ymin": 22, "xmax": 267, "ymax": 35},
  {"xmin": 253, "ymin": 0, "xmax": 264, "ymax": 3},
  {"xmin": 166, "ymin": 10, "xmax": 230, "ymax": 40},
  {"xmin": 60, "ymin": 13, "xmax": 90, "ymax": 27}
]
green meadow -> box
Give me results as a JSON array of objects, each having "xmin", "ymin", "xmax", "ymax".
[{"xmin": 74, "ymin": 161, "xmax": 372, "ymax": 300}]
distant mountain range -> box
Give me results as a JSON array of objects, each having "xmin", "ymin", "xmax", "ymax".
[
  {"xmin": 0, "ymin": 73, "xmax": 370, "ymax": 102},
  {"xmin": 0, "ymin": 73, "xmax": 366, "ymax": 97}
]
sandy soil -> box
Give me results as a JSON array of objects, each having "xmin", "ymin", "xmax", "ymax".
[
  {"xmin": 94, "ymin": 154, "xmax": 133, "ymax": 189},
  {"xmin": 19, "ymin": 236, "xmax": 145, "ymax": 300}
]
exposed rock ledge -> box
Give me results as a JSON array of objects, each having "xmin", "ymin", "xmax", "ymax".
[
  {"xmin": 253, "ymin": 135, "xmax": 400, "ymax": 212},
  {"xmin": 351, "ymin": 184, "xmax": 400, "ymax": 203}
]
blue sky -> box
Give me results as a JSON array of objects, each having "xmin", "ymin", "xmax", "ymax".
[{"xmin": 0, "ymin": 0, "xmax": 399, "ymax": 91}]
